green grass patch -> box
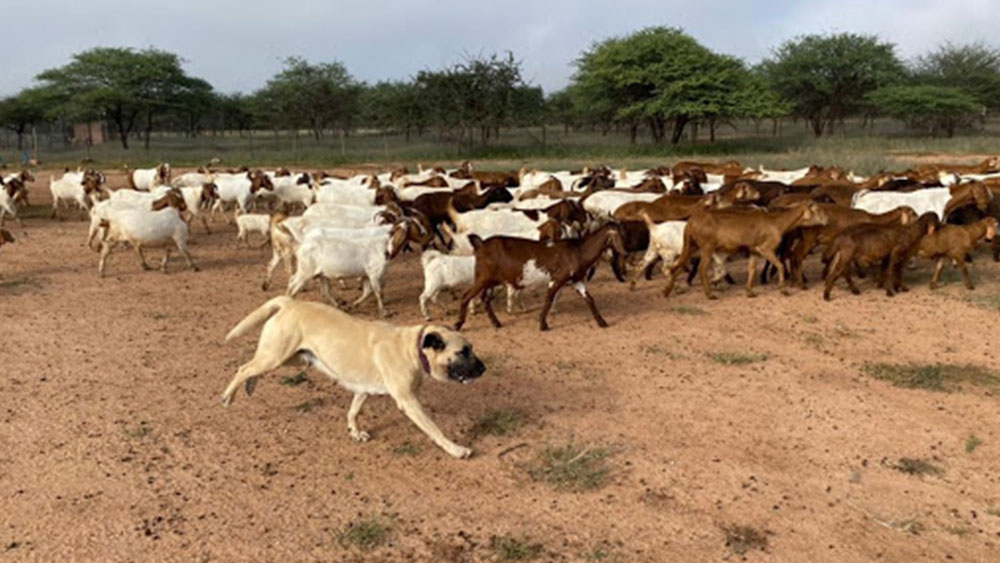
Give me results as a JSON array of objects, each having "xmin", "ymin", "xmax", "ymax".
[
  {"xmin": 0, "ymin": 276, "xmax": 37, "ymax": 289},
  {"xmin": 968, "ymin": 293, "xmax": 1000, "ymax": 311},
  {"xmin": 893, "ymin": 457, "xmax": 944, "ymax": 477},
  {"xmin": 709, "ymin": 352, "xmax": 770, "ymax": 366},
  {"xmin": 525, "ymin": 440, "xmax": 612, "ymax": 492},
  {"xmin": 337, "ymin": 513, "xmax": 393, "ymax": 551},
  {"xmin": 280, "ymin": 372, "xmax": 309, "ymax": 386},
  {"xmin": 471, "ymin": 409, "xmax": 525, "ymax": 438},
  {"xmin": 944, "ymin": 525, "xmax": 971, "ymax": 537},
  {"xmin": 294, "ymin": 398, "xmax": 324, "ymax": 412},
  {"xmin": 392, "ymin": 442, "xmax": 421, "ymax": 456},
  {"xmin": 804, "ymin": 333, "xmax": 824, "ymax": 347},
  {"xmin": 671, "ymin": 305, "xmax": 706, "ymax": 316},
  {"xmin": 490, "ymin": 535, "xmax": 544, "ymax": 561},
  {"xmin": 722, "ymin": 524, "xmax": 769, "ymax": 556},
  {"xmin": 802, "ymin": 315, "xmax": 819, "ymax": 324},
  {"xmin": 123, "ymin": 422, "xmax": 151, "ymax": 439},
  {"xmin": 965, "ymin": 434, "xmax": 982, "ymax": 454},
  {"xmin": 862, "ymin": 362, "xmax": 999, "ymax": 392},
  {"xmin": 986, "ymin": 507, "xmax": 1000, "ymax": 517}
]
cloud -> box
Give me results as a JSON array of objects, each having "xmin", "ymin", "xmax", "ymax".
[{"xmin": 1, "ymin": 0, "xmax": 996, "ymax": 97}]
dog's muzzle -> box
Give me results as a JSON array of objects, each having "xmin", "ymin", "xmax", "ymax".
[{"xmin": 449, "ymin": 357, "xmax": 486, "ymax": 383}]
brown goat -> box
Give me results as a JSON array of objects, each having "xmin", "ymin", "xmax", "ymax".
[
  {"xmin": 822, "ymin": 213, "xmax": 939, "ymax": 300},
  {"xmin": 613, "ymin": 183, "xmax": 760, "ymax": 223},
  {"xmin": 665, "ymin": 203, "xmax": 829, "ymax": 299},
  {"xmin": 672, "ymin": 160, "xmax": 742, "ymax": 178},
  {"xmin": 454, "ymin": 224, "xmax": 627, "ymax": 331},
  {"xmin": 916, "ymin": 217, "xmax": 997, "ymax": 289}
]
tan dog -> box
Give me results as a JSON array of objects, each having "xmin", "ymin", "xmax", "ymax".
[{"xmin": 222, "ymin": 297, "xmax": 486, "ymax": 458}]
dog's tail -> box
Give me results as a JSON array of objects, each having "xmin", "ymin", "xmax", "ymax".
[{"xmin": 226, "ymin": 296, "xmax": 292, "ymax": 341}]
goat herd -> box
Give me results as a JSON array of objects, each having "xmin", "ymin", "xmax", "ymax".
[{"xmin": 1, "ymin": 156, "xmax": 998, "ymax": 331}]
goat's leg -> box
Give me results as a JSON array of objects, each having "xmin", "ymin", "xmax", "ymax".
[
  {"xmin": 262, "ymin": 250, "xmax": 283, "ymax": 291},
  {"xmin": 538, "ymin": 284, "xmax": 563, "ymax": 331},
  {"xmin": 455, "ymin": 283, "xmax": 486, "ymax": 330},
  {"xmin": 369, "ymin": 275, "xmax": 388, "ymax": 317},
  {"xmin": 823, "ymin": 251, "xmax": 844, "ymax": 301},
  {"xmin": 957, "ymin": 256, "xmax": 974, "ymax": 290},
  {"xmin": 992, "ymin": 237, "xmax": 1000, "ymax": 262},
  {"xmin": 98, "ymin": 241, "xmax": 113, "ymax": 277},
  {"xmin": 50, "ymin": 199, "xmax": 59, "ymax": 220},
  {"xmin": 160, "ymin": 248, "xmax": 171, "ymax": 273},
  {"xmin": 419, "ymin": 286, "xmax": 434, "ymax": 320},
  {"xmin": 745, "ymin": 255, "xmax": 758, "ymax": 298},
  {"xmin": 136, "ymin": 245, "xmax": 152, "ymax": 271},
  {"xmin": 930, "ymin": 258, "xmax": 946, "ymax": 289},
  {"xmin": 320, "ymin": 277, "xmax": 344, "ymax": 307},
  {"xmin": 760, "ymin": 248, "xmax": 787, "ymax": 295},
  {"xmin": 177, "ymin": 240, "xmax": 199, "ymax": 272},
  {"xmin": 698, "ymin": 248, "xmax": 717, "ymax": 300},
  {"xmin": 631, "ymin": 248, "xmax": 658, "ymax": 289},
  {"xmin": 481, "ymin": 287, "xmax": 502, "ymax": 328},
  {"xmin": 574, "ymin": 281, "xmax": 608, "ymax": 328},
  {"xmin": 350, "ymin": 279, "xmax": 373, "ymax": 310},
  {"xmin": 505, "ymin": 284, "xmax": 517, "ymax": 313},
  {"xmin": 199, "ymin": 213, "xmax": 212, "ymax": 234}
]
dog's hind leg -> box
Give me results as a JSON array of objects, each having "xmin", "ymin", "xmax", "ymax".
[
  {"xmin": 221, "ymin": 332, "xmax": 298, "ymax": 407},
  {"xmin": 347, "ymin": 393, "xmax": 370, "ymax": 442}
]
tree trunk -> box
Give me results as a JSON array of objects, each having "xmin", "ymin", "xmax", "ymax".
[
  {"xmin": 144, "ymin": 110, "xmax": 153, "ymax": 150},
  {"xmin": 670, "ymin": 116, "xmax": 689, "ymax": 144},
  {"xmin": 709, "ymin": 118, "xmax": 717, "ymax": 143},
  {"xmin": 629, "ymin": 122, "xmax": 638, "ymax": 145},
  {"xmin": 810, "ymin": 115, "xmax": 824, "ymax": 137}
]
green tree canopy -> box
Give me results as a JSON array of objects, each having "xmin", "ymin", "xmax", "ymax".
[
  {"xmin": 571, "ymin": 26, "xmax": 755, "ymax": 144},
  {"xmin": 37, "ymin": 47, "xmax": 212, "ymax": 148},
  {"xmin": 0, "ymin": 86, "xmax": 54, "ymax": 151},
  {"xmin": 255, "ymin": 57, "xmax": 362, "ymax": 139},
  {"xmin": 914, "ymin": 42, "xmax": 1000, "ymax": 112},
  {"xmin": 867, "ymin": 85, "xmax": 979, "ymax": 137},
  {"xmin": 761, "ymin": 32, "xmax": 904, "ymax": 136}
]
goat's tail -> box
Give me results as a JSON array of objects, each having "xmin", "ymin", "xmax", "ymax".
[
  {"xmin": 226, "ymin": 296, "xmax": 292, "ymax": 341},
  {"xmin": 639, "ymin": 210, "xmax": 656, "ymax": 231}
]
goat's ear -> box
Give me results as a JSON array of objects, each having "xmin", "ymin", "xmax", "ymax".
[{"xmin": 422, "ymin": 331, "xmax": 446, "ymax": 351}]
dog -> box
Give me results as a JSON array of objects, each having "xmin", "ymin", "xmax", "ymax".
[{"xmin": 222, "ymin": 296, "xmax": 486, "ymax": 458}]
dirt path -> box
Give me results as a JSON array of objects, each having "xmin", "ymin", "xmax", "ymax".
[{"xmin": 1, "ymin": 170, "xmax": 998, "ymax": 561}]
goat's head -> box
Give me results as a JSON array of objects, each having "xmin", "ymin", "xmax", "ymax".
[
  {"xmin": 389, "ymin": 167, "xmax": 409, "ymax": 183},
  {"xmin": 275, "ymin": 167, "xmax": 291, "ymax": 177},
  {"xmin": 295, "ymin": 172, "xmax": 312, "ymax": 186},
  {"xmin": 983, "ymin": 217, "xmax": 998, "ymax": 242},
  {"xmin": 201, "ymin": 182, "xmax": 220, "ymax": 204},
  {"xmin": 151, "ymin": 190, "xmax": 187, "ymax": 212},
  {"xmin": 796, "ymin": 202, "xmax": 828, "ymax": 227},
  {"xmin": 248, "ymin": 171, "xmax": 274, "ymax": 193},
  {"xmin": 158, "ymin": 163, "xmax": 171, "ymax": 182},
  {"xmin": 374, "ymin": 186, "xmax": 399, "ymax": 206}
]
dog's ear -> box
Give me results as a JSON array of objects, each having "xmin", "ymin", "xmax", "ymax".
[{"xmin": 422, "ymin": 331, "xmax": 447, "ymax": 351}]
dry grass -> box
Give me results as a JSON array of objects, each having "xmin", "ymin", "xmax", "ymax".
[
  {"xmin": 722, "ymin": 524, "xmax": 769, "ymax": 555},
  {"xmin": 471, "ymin": 409, "xmax": 526, "ymax": 438},
  {"xmin": 490, "ymin": 535, "xmax": 544, "ymax": 561},
  {"xmin": 279, "ymin": 372, "xmax": 309, "ymax": 386},
  {"xmin": 337, "ymin": 513, "xmax": 393, "ymax": 551},
  {"xmin": 892, "ymin": 457, "xmax": 944, "ymax": 477},
  {"xmin": 709, "ymin": 352, "xmax": 770, "ymax": 366}
]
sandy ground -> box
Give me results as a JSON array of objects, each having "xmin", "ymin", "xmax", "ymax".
[{"xmin": 1, "ymin": 169, "xmax": 999, "ymax": 562}]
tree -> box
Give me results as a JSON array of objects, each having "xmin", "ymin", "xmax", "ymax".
[
  {"xmin": 761, "ymin": 33, "xmax": 904, "ymax": 136},
  {"xmin": 914, "ymin": 42, "xmax": 1000, "ymax": 112},
  {"xmin": 363, "ymin": 81, "xmax": 424, "ymax": 140},
  {"xmin": 571, "ymin": 26, "xmax": 753, "ymax": 144},
  {"xmin": 256, "ymin": 57, "xmax": 361, "ymax": 139},
  {"xmin": 0, "ymin": 87, "xmax": 53, "ymax": 151},
  {"xmin": 867, "ymin": 85, "xmax": 979, "ymax": 137},
  {"xmin": 37, "ymin": 47, "xmax": 212, "ymax": 149}
]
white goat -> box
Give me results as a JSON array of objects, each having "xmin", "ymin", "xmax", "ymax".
[
  {"xmin": 853, "ymin": 187, "xmax": 954, "ymax": 220},
  {"xmin": 582, "ymin": 191, "xmax": 661, "ymax": 221},
  {"xmin": 419, "ymin": 250, "xmax": 518, "ymax": 320},
  {"xmin": 211, "ymin": 172, "xmax": 271, "ymax": 218},
  {"xmin": 235, "ymin": 212, "xmax": 272, "ymax": 248},
  {"xmin": 0, "ymin": 180, "xmax": 28, "ymax": 227},
  {"xmin": 96, "ymin": 193, "xmax": 197, "ymax": 276},
  {"xmin": 632, "ymin": 218, "xmax": 728, "ymax": 288},
  {"xmin": 50, "ymin": 170, "xmax": 103, "ymax": 219},
  {"xmin": 128, "ymin": 164, "xmax": 170, "ymax": 190},
  {"xmin": 171, "ymin": 170, "xmax": 215, "ymax": 188},
  {"xmin": 285, "ymin": 225, "xmax": 407, "ymax": 317}
]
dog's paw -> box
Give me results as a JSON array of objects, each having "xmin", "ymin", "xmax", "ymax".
[
  {"xmin": 350, "ymin": 429, "xmax": 370, "ymax": 443},
  {"xmin": 450, "ymin": 445, "xmax": 473, "ymax": 459}
]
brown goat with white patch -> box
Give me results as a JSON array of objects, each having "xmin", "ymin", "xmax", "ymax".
[{"xmin": 454, "ymin": 224, "xmax": 627, "ymax": 331}]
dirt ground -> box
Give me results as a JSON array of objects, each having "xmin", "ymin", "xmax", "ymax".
[{"xmin": 1, "ymin": 168, "xmax": 999, "ymax": 562}]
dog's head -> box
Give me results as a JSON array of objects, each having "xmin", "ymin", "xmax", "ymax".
[{"xmin": 419, "ymin": 326, "xmax": 485, "ymax": 384}]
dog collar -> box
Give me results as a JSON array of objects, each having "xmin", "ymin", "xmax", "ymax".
[{"xmin": 418, "ymin": 328, "xmax": 431, "ymax": 375}]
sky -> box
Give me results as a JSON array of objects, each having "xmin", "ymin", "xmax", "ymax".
[{"xmin": 1, "ymin": 0, "xmax": 996, "ymax": 97}]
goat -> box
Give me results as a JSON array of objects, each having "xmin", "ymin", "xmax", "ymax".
[
  {"xmin": 96, "ymin": 191, "xmax": 198, "ymax": 276},
  {"xmin": 235, "ymin": 212, "xmax": 272, "ymax": 248},
  {"xmin": 50, "ymin": 169, "xmax": 105, "ymax": 219},
  {"xmin": 665, "ymin": 203, "xmax": 829, "ymax": 299},
  {"xmin": 285, "ymin": 222, "xmax": 413, "ymax": 317},
  {"xmin": 612, "ymin": 184, "xmax": 760, "ymax": 223},
  {"xmin": 916, "ymin": 217, "xmax": 997, "ymax": 290},
  {"xmin": 171, "ymin": 168, "xmax": 214, "ymax": 188},
  {"xmin": 852, "ymin": 182, "xmax": 991, "ymax": 221},
  {"xmin": 419, "ymin": 250, "xmax": 520, "ymax": 320},
  {"xmin": 454, "ymin": 224, "xmax": 627, "ymax": 331},
  {"xmin": 126, "ymin": 163, "xmax": 171, "ymax": 190},
  {"xmin": 211, "ymin": 171, "xmax": 274, "ymax": 218},
  {"xmin": 632, "ymin": 213, "xmax": 728, "ymax": 290},
  {"xmin": 0, "ymin": 178, "xmax": 29, "ymax": 227},
  {"xmin": 822, "ymin": 213, "xmax": 940, "ymax": 300},
  {"xmin": 178, "ymin": 182, "xmax": 219, "ymax": 234}
]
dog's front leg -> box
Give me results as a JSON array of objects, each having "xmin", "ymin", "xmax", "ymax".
[
  {"xmin": 347, "ymin": 393, "xmax": 370, "ymax": 442},
  {"xmin": 393, "ymin": 393, "xmax": 471, "ymax": 459}
]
